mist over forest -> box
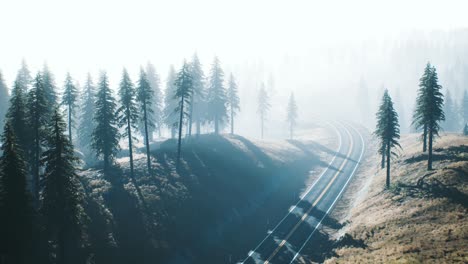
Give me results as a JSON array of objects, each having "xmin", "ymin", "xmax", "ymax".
[{"xmin": 0, "ymin": 1, "xmax": 467, "ymax": 264}]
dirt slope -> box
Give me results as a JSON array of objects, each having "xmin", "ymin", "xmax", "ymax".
[{"xmin": 324, "ymin": 133, "xmax": 468, "ymax": 263}]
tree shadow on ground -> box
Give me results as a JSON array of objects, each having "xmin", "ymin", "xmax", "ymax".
[{"xmin": 404, "ymin": 145, "xmax": 468, "ymax": 164}]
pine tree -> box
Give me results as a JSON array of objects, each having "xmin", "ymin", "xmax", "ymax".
[
  {"xmin": 41, "ymin": 109, "xmax": 83, "ymax": 264},
  {"xmin": 145, "ymin": 62, "xmax": 163, "ymax": 139},
  {"xmin": 413, "ymin": 63, "xmax": 433, "ymax": 152},
  {"xmin": 42, "ymin": 64, "xmax": 58, "ymax": 108},
  {"xmin": 0, "ymin": 71, "xmax": 9, "ymax": 131},
  {"xmin": 189, "ymin": 53, "xmax": 206, "ymax": 137},
  {"xmin": 206, "ymin": 57, "xmax": 228, "ymax": 134},
  {"xmin": 443, "ymin": 89, "xmax": 457, "ymax": 132},
  {"xmin": 117, "ymin": 69, "xmax": 139, "ymax": 179},
  {"xmin": 286, "ymin": 92, "xmax": 298, "ymax": 139},
  {"xmin": 257, "ymin": 83, "xmax": 270, "ymax": 139},
  {"xmin": 92, "ymin": 72, "xmax": 120, "ymax": 174},
  {"xmin": 0, "ymin": 122, "xmax": 34, "ymax": 264},
  {"xmin": 6, "ymin": 80, "xmax": 29, "ymax": 153},
  {"xmin": 464, "ymin": 123, "xmax": 468, "ymax": 136},
  {"xmin": 412, "ymin": 63, "xmax": 445, "ymax": 170},
  {"xmin": 78, "ymin": 73, "xmax": 95, "ymax": 158},
  {"xmin": 462, "ymin": 90, "xmax": 468, "ymax": 126},
  {"xmin": 164, "ymin": 66, "xmax": 179, "ymax": 138},
  {"xmin": 61, "ymin": 73, "xmax": 78, "ymax": 143},
  {"xmin": 16, "ymin": 60, "xmax": 32, "ymax": 91},
  {"xmin": 137, "ymin": 69, "xmax": 154, "ymax": 173},
  {"xmin": 26, "ymin": 73, "xmax": 49, "ymax": 205},
  {"xmin": 174, "ymin": 62, "xmax": 193, "ymax": 167},
  {"xmin": 227, "ymin": 73, "xmax": 240, "ymax": 135},
  {"xmin": 374, "ymin": 90, "xmax": 400, "ymax": 188}
]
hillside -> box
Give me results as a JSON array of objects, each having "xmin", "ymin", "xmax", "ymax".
[
  {"xmin": 77, "ymin": 126, "xmax": 337, "ymax": 264},
  {"xmin": 322, "ymin": 134, "xmax": 468, "ymax": 263}
]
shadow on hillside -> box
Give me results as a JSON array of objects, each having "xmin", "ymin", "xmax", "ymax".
[{"xmin": 404, "ymin": 145, "xmax": 468, "ymax": 164}]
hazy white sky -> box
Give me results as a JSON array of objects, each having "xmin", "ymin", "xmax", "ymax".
[{"xmin": 0, "ymin": 0, "xmax": 467, "ymax": 86}]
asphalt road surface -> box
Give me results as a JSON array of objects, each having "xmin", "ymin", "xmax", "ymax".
[{"xmin": 239, "ymin": 122, "xmax": 365, "ymax": 264}]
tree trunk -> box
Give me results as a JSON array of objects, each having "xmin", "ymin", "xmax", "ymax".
[
  {"xmin": 386, "ymin": 141, "xmax": 391, "ymax": 188},
  {"xmin": 423, "ymin": 124, "xmax": 427, "ymax": 152},
  {"xmin": 34, "ymin": 113, "xmax": 39, "ymax": 208},
  {"xmin": 57, "ymin": 228, "xmax": 65, "ymax": 264},
  {"xmin": 68, "ymin": 104, "xmax": 72, "ymax": 143},
  {"xmin": 290, "ymin": 123, "xmax": 293, "ymax": 140},
  {"xmin": 188, "ymin": 95, "xmax": 194, "ymax": 137},
  {"xmin": 381, "ymin": 152, "xmax": 385, "ymax": 169},
  {"xmin": 428, "ymin": 127, "xmax": 433, "ymax": 170},
  {"xmin": 143, "ymin": 102, "xmax": 151, "ymax": 173},
  {"xmin": 177, "ymin": 95, "xmax": 184, "ymax": 168},
  {"xmin": 127, "ymin": 111, "xmax": 147, "ymax": 208}
]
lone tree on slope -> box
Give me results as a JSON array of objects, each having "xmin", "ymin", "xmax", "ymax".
[
  {"xmin": 413, "ymin": 63, "xmax": 433, "ymax": 152},
  {"xmin": 257, "ymin": 83, "xmax": 271, "ymax": 139},
  {"xmin": 227, "ymin": 73, "xmax": 240, "ymax": 135},
  {"xmin": 61, "ymin": 73, "xmax": 78, "ymax": 143},
  {"xmin": 374, "ymin": 89, "xmax": 401, "ymax": 188},
  {"xmin": 412, "ymin": 63, "xmax": 445, "ymax": 170},
  {"xmin": 174, "ymin": 62, "xmax": 193, "ymax": 168},
  {"xmin": 136, "ymin": 68, "xmax": 154, "ymax": 173},
  {"xmin": 0, "ymin": 122, "xmax": 35, "ymax": 264},
  {"xmin": 92, "ymin": 72, "xmax": 120, "ymax": 176}
]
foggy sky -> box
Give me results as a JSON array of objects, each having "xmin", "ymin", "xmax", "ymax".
[{"xmin": 1, "ymin": 0, "xmax": 467, "ymax": 137}]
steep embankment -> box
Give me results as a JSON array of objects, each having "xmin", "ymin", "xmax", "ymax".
[
  {"xmin": 77, "ymin": 126, "xmax": 336, "ymax": 264},
  {"xmin": 324, "ymin": 134, "xmax": 468, "ymax": 263}
]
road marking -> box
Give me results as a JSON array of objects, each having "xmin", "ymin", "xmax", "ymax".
[
  {"xmin": 239, "ymin": 122, "xmax": 343, "ymax": 264},
  {"xmin": 289, "ymin": 123, "xmax": 366, "ymax": 263},
  {"xmin": 263, "ymin": 124, "xmax": 354, "ymax": 264}
]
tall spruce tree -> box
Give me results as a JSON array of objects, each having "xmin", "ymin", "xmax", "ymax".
[
  {"xmin": 174, "ymin": 62, "xmax": 193, "ymax": 167},
  {"xmin": 374, "ymin": 90, "xmax": 401, "ymax": 188},
  {"xmin": 206, "ymin": 57, "xmax": 228, "ymax": 134},
  {"xmin": 6, "ymin": 80, "xmax": 29, "ymax": 153},
  {"xmin": 0, "ymin": 122, "xmax": 34, "ymax": 264},
  {"xmin": 462, "ymin": 90, "xmax": 468, "ymax": 126},
  {"xmin": 42, "ymin": 64, "xmax": 58, "ymax": 111},
  {"xmin": 145, "ymin": 62, "xmax": 163, "ymax": 139},
  {"xmin": 189, "ymin": 53, "xmax": 206, "ymax": 137},
  {"xmin": 117, "ymin": 69, "xmax": 138, "ymax": 180},
  {"xmin": 227, "ymin": 73, "xmax": 240, "ymax": 135},
  {"xmin": 412, "ymin": 63, "xmax": 445, "ymax": 170},
  {"xmin": 41, "ymin": 109, "xmax": 83, "ymax": 264},
  {"xmin": 61, "ymin": 73, "xmax": 78, "ymax": 143},
  {"xmin": 286, "ymin": 92, "xmax": 298, "ymax": 140},
  {"xmin": 443, "ymin": 89, "xmax": 457, "ymax": 132},
  {"xmin": 27, "ymin": 73, "xmax": 49, "ymax": 205},
  {"xmin": 92, "ymin": 72, "xmax": 120, "ymax": 175},
  {"xmin": 78, "ymin": 73, "xmax": 96, "ymax": 158},
  {"xmin": 17, "ymin": 60, "xmax": 32, "ymax": 91},
  {"xmin": 137, "ymin": 69, "xmax": 154, "ymax": 173},
  {"xmin": 413, "ymin": 63, "xmax": 433, "ymax": 152},
  {"xmin": 0, "ymin": 71, "xmax": 9, "ymax": 131},
  {"xmin": 257, "ymin": 83, "xmax": 270, "ymax": 139},
  {"xmin": 164, "ymin": 66, "xmax": 179, "ymax": 138}
]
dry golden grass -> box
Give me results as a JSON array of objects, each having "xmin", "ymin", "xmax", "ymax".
[{"xmin": 325, "ymin": 133, "xmax": 468, "ymax": 264}]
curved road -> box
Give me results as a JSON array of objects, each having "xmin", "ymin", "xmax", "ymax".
[{"xmin": 238, "ymin": 122, "xmax": 365, "ymax": 264}]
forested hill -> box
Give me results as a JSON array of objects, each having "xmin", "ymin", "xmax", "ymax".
[{"xmin": 78, "ymin": 133, "xmax": 334, "ymax": 263}]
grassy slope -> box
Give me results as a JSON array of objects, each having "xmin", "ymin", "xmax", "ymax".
[
  {"xmin": 325, "ymin": 134, "xmax": 468, "ymax": 263},
  {"xmin": 78, "ymin": 127, "xmax": 336, "ymax": 263}
]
